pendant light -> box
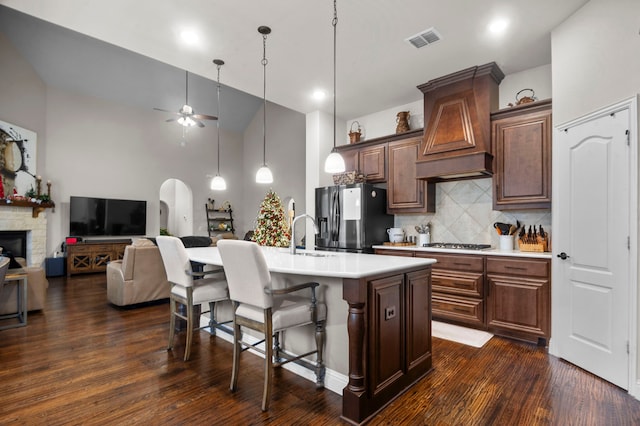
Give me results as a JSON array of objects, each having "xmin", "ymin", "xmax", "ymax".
[
  {"xmin": 255, "ymin": 25, "xmax": 274, "ymax": 184},
  {"xmin": 324, "ymin": 0, "xmax": 346, "ymax": 173},
  {"xmin": 210, "ymin": 59, "xmax": 227, "ymax": 191}
]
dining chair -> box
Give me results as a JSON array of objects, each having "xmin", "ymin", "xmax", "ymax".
[
  {"xmin": 156, "ymin": 236, "xmax": 229, "ymax": 361},
  {"xmin": 216, "ymin": 239, "xmax": 326, "ymax": 411}
]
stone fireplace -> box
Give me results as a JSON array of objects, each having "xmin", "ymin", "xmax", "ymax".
[{"xmin": 0, "ymin": 206, "xmax": 48, "ymax": 266}]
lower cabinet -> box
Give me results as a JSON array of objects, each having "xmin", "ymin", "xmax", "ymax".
[
  {"xmin": 375, "ymin": 249, "xmax": 552, "ymax": 345},
  {"xmin": 67, "ymin": 241, "xmax": 130, "ymax": 277},
  {"xmin": 486, "ymin": 257, "xmax": 551, "ymax": 344},
  {"xmin": 417, "ymin": 253, "xmax": 485, "ymax": 328}
]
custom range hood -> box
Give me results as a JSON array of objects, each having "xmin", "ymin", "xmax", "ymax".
[{"xmin": 415, "ymin": 62, "xmax": 504, "ymax": 182}]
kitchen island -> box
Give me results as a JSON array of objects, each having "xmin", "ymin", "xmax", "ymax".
[{"xmin": 186, "ymin": 246, "xmax": 436, "ymax": 425}]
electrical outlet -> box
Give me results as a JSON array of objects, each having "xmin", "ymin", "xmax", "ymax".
[{"xmin": 384, "ymin": 306, "xmax": 396, "ymax": 320}]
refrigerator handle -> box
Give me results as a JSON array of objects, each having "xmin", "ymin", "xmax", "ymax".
[{"xmin": 331, "ymin": 190, "xmax": 340, "ymax": 242}]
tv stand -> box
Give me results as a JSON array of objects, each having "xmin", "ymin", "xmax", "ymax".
[{"xmin": 66, "ymin": 239, "xmax": 131, "ymax": 277}]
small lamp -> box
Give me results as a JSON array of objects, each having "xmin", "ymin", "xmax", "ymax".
[
  {"xmin": 255, "ymin": 26, "xmax": 274, "ymax": 184},
  {"xmin": 324, "ymin": 0, "xmax": 345, "ymax": 174}
]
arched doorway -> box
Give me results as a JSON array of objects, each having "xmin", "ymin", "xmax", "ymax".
[{"xmin": 159, "ymin": 179, "xmax": 193, "ymax": 237}]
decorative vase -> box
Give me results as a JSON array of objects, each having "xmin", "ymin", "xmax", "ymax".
[{"xmin": 396, "ymin": 111, "xmax": 410, "ymax": 133}]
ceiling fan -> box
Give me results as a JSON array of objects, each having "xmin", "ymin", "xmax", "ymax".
[{"xmin": 154, "ymin": 70, "xmax": 217, "ymax": 128}]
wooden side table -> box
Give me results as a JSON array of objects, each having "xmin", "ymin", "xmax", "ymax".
[{"xmin": 0, "ymin": 267, "xmax": 28, "ymax": 330}]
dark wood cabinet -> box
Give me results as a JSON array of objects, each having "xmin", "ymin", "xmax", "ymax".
[
  {"xmin": 335, "ymin": 129, "xmax": 435, "ymax": 213},
  {"xmin": 335, "ymin": 143, "xmax": 385, "ymax": 182},
  {"xmin": 342, "ymin": 265, "xmax": 432, "ymax": 424},
  {"xmin": 387, "ymin": 136, "xmax": 435, "ymax": 213},
  {"xmin": 486, "ymin": 256, "xmax": 551, "ymax": 344},
  {"xmin": 417, "ymin": 253, "xmax": 485, "ymax": 328},
  {"xmin": 359, "ymin": 144, "xmax": 386, "ymax": 182},
  {"xmin": 375, "ymin": 249, "xmax": 552, "ymax": 345},
  {"xmin": 491, "ymin": 99, "xmax": 552, "ymax": 210},
  {"xmin": 66, "ymin": 240, "xmax": 130, "ymax": 277}
]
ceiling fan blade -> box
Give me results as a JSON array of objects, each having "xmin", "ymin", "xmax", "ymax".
[
  {"xmin": 165, "ymin": 118, "xmax": 179, "ymax": 123},
  {"xmin": 192, "ymin": 114, "xmax": 218, "ymax": 121},
  {"xmin": 153, "ymin": 107, "xmax": 174, "ymax": 113},
  {"xmin": 195, "ymin": 120, "xmax": 205, "ymax": 128}
]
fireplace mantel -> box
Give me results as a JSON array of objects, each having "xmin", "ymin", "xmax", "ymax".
[{"xmin": 0, "ymin": 199, "xmax": 55, "ymax": 218}]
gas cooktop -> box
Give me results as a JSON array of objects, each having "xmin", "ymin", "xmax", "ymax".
[{"xmin": 423, "ymin": 242, "xmax": 492, "ymax": 250}]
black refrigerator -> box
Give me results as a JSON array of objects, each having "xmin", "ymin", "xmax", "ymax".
[{"xmin": 315, "ymin": 183, "xmax": 394, "ymax": 253}]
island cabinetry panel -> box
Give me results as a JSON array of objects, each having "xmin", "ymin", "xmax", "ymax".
[
  {"xmin": 66, "ymin": 241, "xmax": 130, "ymax": 277},
  {"xmin": 491, "ymin": 99, "xmax": 552, "ymax": 210},
  {"xmin": 387, "ymin": 136, "xmax": 435, "ymax": 213},
  {"xmin": 417, "ymin": 253, "xmax": 485, "ymax": 328},
  {"xmin": 342, "ymin": 265, "xmax": 432, "ymax": 424},
  {"xmin": 486, "ymin": 257, "xmax": 550, "ymax": 344}
]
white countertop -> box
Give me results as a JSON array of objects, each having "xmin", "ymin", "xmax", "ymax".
[
  {"xmin": 372, "ymin": 244, "xmax": 553, "ymax": 259},
  {"xmin": 186, "ymin": 246, "xmax": 436, "ymax": 279}
]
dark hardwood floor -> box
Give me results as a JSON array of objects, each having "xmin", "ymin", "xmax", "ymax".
[{"xmin": 2, "ymin": 273, "xmax": 640, "ymax": 425}]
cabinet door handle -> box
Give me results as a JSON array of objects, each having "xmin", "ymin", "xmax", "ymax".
[
  {"xmin": 453, "ymin": 262, "xmax": 472, "ymax": 267},
  {"xmin": 504, "ymin": 266, "xmax": 526, "ymax": 271}
]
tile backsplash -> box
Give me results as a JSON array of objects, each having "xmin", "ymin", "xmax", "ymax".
[{"xmin": 394, "ymin": 177, "xmax": 551, "ymax": 249}]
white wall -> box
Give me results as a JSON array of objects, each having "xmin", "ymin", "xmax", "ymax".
[
  {"xmin": 551, "ymin": 0, "xmax": 640, "ymax": 126},
  {"xmin": 499, "ymin": 64, "xmax": 552, "ymax": 109},
  {"xmin": 0, "ymin": 30, "xmax": 308, "ymax": 257},
  {"xmin": 346, "ymin": 99, "xmax": 423, "ymax": 142},
  {"xmin": 242, "ymin": 101, "xmax": 306, "ymax": 240}
]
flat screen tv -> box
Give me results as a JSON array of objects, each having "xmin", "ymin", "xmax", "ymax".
[{"xmin": 70, "ymin": 196, "xmax": 147, "ymax": 237}]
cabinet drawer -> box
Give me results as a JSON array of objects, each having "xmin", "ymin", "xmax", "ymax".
[
  {"xmin": 486, "ymin": 257, "xmax": 549, "ymax": 278},
  {"xmin": 375, "ymin": 249, "xmax": 415, "ymax": 257},
  {"xmin": 67, "ymin": 245, "xmax": 93, "ymax": 254},
  {"xmin": 432, "ymin": 270, "xmax": 483, "ymax": 298},
  {"xmin": 425, "ymin": 253, "xmax": 484, "ymax": 272},
  {"xmin": 432, "ymin": 293, "xmax": 484, "ymax": 327}
]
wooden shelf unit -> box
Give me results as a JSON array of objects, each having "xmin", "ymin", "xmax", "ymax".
[{"xmin": 206, "ymin": 200, "xmax": 234, "ymax": 237}]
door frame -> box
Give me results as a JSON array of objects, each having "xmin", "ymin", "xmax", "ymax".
[{"xmin": 550, "ymin": 96, "xmax": 638, "ymax": 398}]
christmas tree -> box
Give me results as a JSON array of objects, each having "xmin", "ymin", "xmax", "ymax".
[{"xmin": 252, "ymin": 189, "xmax": 291, "ymax": 247}]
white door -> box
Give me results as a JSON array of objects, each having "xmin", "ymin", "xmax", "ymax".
[{"xmin": 553, "ymin": 102, "xmax": 634, "ymax": 389}]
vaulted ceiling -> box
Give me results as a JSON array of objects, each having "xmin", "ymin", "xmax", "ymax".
[{"xmin": 0, "ymin": 0, "xmax": 589, "ymax": 131}]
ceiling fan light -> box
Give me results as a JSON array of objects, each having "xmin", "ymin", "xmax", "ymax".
[
  {"xmin": 210, "ymin": 175, "xmax": 227, "ymax": 190},
  {"xmin": 256, "ymin": 165, "xmax": 274, "ymax": 184},
  {"xmin": 178, "ymin": 116, "xmax": 196, "ymax": 127},
  {"xmin": 324, "ymin": 151, "xmax": 345, "ymax": 173}
]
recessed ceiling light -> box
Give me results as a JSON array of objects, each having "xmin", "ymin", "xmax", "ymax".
[
  {"xmin": 488, "ymin": 19, "xmax": 509, "ymax": 34},
  {"xmin": 180, "ymin": 30, "xmax": 199, "ymax": 45},
  {"xmin": 312, "ymin": 90, "xmax": 326, "ymax": 101}
]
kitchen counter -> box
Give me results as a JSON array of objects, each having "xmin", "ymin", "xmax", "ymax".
[
  {"xmin": 186, "ymin": 245, "xmax": 435, "ymax": 424},
  {"xmin": 372, "ymin": 244, "xmax": 552, "ymax": 259},
  {"xmin": 187, "ymin": 245, "xmax": 436, "ymax": 278}
]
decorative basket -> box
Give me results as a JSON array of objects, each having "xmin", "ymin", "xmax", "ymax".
[{"xmin": 333, "ymin": 171, "xmax": 365, "ymax": 185}]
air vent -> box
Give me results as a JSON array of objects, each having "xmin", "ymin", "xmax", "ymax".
[{"xmin": 406, "ymin": 27, "xmax": 442, "ymax": 49}]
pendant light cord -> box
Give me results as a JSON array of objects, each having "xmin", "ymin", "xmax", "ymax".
[
  {"xmin": 332, "ymin": 0, "xmax": 338, "ymax": 151},
  {"xmin": 262, "ymin": 31, "xmax": 268, "ymax": 167},
  {"xmin": 185, "ymin": 71, "xmax": 189, "ymax": 105},
  {"xmin": 216, "ymin": 63, "xmax": 222, "ymax": 175}
]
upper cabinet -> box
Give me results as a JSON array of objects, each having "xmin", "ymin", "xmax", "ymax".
[
  {"xmin": 387, "ymin": 136, "xmax": 435, "ymax": 213},
  {"xmin": 491, "ymin": 99, "xmax": 552, "ymax": 210},
  {"xmin": 335, "ymin": 129, "xmax": 435, "ymax": 214},
  {"xmin": 359, "ymin": 144, "xmax": 386, "ymax": 183},
  {"xmin": 339, "ymin": 143, "xmax": 386, "ymax": 183}
]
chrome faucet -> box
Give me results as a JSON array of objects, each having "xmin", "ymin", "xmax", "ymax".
[{"xmin": 290, "ymin": 214, "xmax": 319, "ymax": 254}]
